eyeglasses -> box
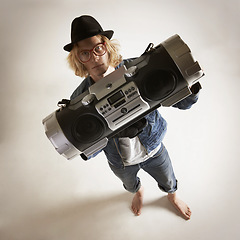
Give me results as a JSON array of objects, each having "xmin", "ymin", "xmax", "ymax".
[{"xmin": 78, "ymin": 42, "xmax": 107, "ymax": 63}]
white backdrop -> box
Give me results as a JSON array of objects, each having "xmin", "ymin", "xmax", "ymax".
[{"xmin": 0, "ymin": 0, "xmax": 240, "ymax": 240}]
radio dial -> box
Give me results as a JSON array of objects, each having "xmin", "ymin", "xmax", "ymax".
[
  {"xmin": 82, "ymin": 94, "xmax": 95, "ymax": 106},
  {"xmin": 121, "ymin": 107, "xmax": 128, "ymax": 114}
]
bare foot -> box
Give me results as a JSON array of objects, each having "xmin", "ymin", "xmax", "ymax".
[
  {"xmin": 131, "ymin": 186, "xmax": 144, "ymax": 216},
  {"xmin": 167, "ymin": 192, "xmax": 192, "ymax": 220}
]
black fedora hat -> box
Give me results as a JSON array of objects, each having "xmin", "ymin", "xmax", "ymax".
[{"xmin": 63, "ymin": 15, "xmax": 114, "ymax": 52}]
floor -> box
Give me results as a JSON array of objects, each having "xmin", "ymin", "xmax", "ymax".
[{"xmin": 0, "ymin": 1, "xmax": 239, "ymax": 239}]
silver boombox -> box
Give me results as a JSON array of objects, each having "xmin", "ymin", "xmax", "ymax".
[{"xmin": 42, "ymin": 34, "xmax": 204, "ymax": 160}]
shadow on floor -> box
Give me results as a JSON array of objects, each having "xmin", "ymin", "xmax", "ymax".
[
  {"xmin": 144, "ymin": 195, "xmax": 183, "ymax": 218},
  {"xmin": 0, "ymin": 193, "xmax": 130, "ymax": 240},
  {"xmin": 0, "ymin": 193, "xmax": 181, "ymax": 240}
]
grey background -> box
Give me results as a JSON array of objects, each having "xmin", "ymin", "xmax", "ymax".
[{"xmin": 0, "ymin": 0, "xmax": 239, "ymax": 239}]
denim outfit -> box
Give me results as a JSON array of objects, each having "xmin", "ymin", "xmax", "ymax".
[{"xmin": 70, "ymin": 60, "xmax": 200, "ymax": 194}]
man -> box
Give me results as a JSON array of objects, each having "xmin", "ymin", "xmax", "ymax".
[{"xmin": 64, "ymin": 15, "xmax": 201, "ymax": 219}]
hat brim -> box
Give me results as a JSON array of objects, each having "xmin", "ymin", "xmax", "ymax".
[{"xmin": 63, "ymin": 30, "xmax": 114, "ymax": 52}]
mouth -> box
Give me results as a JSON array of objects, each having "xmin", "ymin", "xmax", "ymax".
[{"xmin": 92, "ymin": 64, "xmax": 104, "ymax": 69}]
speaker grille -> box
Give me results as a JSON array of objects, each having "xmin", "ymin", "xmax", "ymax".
[
  {"xmin": 72, "ymin": 114, "xmax": 105, "ymax": 143},
  {"xmin": 142, "ymin": 69, "xmax": 176, "ymax": 101}
]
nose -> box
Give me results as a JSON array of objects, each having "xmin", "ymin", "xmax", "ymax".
[{"xmin": 91, "ymin": 52, "xmax": 100, "ymax": 62}]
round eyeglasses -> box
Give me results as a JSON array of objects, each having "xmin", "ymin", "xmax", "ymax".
[{"xmin": 78, "ymin": 42, "xmax": 107, "ymax": 63}]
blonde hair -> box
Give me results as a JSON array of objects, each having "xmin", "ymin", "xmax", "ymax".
[{"xmin": 67, "ymin": 35, "xmax": 123, "ymax": 78}]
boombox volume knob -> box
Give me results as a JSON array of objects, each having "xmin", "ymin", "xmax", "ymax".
[
  {"xmin": 125, "ymin": 66, "xmax": 138, "ymax": 78},
  {"xmin": 82, "ymin": 94, "xmax": 95, "ymax": 106}
]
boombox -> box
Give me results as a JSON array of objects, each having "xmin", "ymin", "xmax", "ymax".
[{"xmin": 42, "ymin": 34, "xmax": 204, "ymax": 160}]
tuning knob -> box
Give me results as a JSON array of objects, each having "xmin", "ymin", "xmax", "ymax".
[{"xmin": 82, "ymin": 94, "xmax": 95, "ymax": 106}]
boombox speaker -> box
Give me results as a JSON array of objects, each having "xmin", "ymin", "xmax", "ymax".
[{"xmin": 42, "ymin": 34, "xmax": 204, "ymax": 160}]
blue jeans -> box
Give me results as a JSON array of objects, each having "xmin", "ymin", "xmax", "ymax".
[{"xmin": 108, "ymin": 143, "xmax": 178, "ymax": 193}]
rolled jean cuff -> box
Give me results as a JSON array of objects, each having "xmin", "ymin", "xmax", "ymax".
[
  {"xmin": 123, "ymin": 177, "xmax": 141, "ymax": 193},
  {"xmin": 158, "ymin": 179, "xmax": 178, "ymax": 194}
]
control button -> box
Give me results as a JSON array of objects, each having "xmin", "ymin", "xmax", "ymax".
[
  {"xmin": 106, "ymin": 83, "xmax": 113, "ymax": 89},
  {"xmin": 127, "ymin": 91, "xmax": 137, "ymax": 99}
]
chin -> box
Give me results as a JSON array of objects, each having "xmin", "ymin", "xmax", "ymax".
[{"xmin": 104, "ymin": 65, "xmax": 115, "ymax": 76}]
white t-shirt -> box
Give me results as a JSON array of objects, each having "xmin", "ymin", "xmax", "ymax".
[{"xmin": 118, "ymin": 137, "xmax": 161, "ymax": 166}]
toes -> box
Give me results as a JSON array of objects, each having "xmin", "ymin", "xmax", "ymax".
[
  {"xmin": 185, "ymin": 209, "xmax": 192, "ymax": 219},
  {"xmin": 131, "ymin": 206, "xmax": 141, "ymax": 216}
]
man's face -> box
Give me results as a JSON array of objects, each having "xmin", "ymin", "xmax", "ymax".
[{"xmin": 77, "ymin": 36, "xmax": 110, "ymax": 82}]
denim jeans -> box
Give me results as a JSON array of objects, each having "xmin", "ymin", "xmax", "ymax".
[{"xmin": 108, "ymin": 143, "xmax": 178, "ymax": 193}]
